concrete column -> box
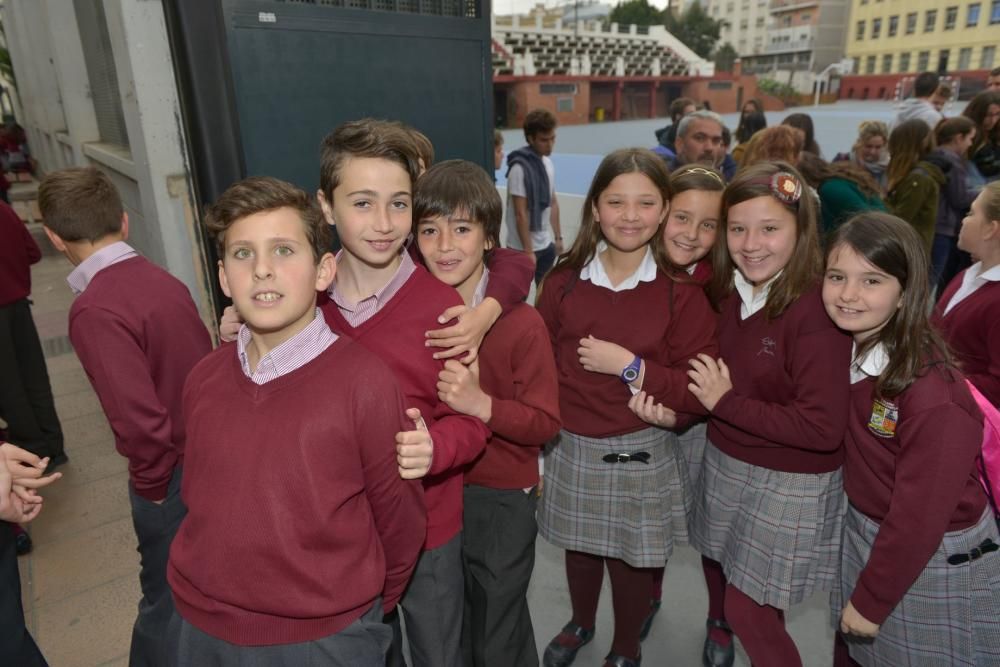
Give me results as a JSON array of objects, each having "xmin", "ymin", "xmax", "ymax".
[{"xmin": 102, "ymin": 0, "xmax": 213, "ymax": 320}]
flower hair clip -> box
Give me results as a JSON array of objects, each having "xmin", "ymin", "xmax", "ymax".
[{"xmin": 769, "ymin": 172, "xmax": 802, "ymax": 206}]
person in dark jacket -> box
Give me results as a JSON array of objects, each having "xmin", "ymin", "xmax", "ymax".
[
  {"xmin": 962, "ymin": 90, "xmax": 1000, "ymax": 184},
  {"xmin": 929, "ymin": 117, "xmax": 979, "ymax": 292},
  {"xmin": 798, "ymin": 152, "xmax": 886, "ymax": 236},
  {"xmin": 887, "ymin": 119, "xmax": 945, "ymax": 254},
  {"xmin": 654, "ymin": 97, "xmax": 696, "ymax": 149}
]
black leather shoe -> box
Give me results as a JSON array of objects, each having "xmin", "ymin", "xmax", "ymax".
[
  {"xmin": 702, "ymin": 618, "xmax": 735, "ymax": 667},
  {"xmin": 15, "ymin": 530, "xmax": 32, "ymax": 556},
  {"xmin": 638, "ymin": 598, "xmax": 661, "ymax": 641},
  {"xmin": 603, "ymin": 651, "xmax": 641, "ymax": 667},
  {"xmin": 542, "ymin": 622, "xmax": 594, "ymax": 667}
]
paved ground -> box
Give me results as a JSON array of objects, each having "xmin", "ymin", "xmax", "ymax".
[{"xmin": 11, "ymin": 102, "xmax": 904, "ymax": 664}]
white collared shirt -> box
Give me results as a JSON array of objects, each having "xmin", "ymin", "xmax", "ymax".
[
  {"xmin": 850, "ymin": 341, "xmax": 890, "ymax": 384},
  {"xmin": 579, "ymin": 242, "xmax": 658, "ymax": 292},
  {"xmin": 733, "ymin": 269, "xmax": 783, "ymax": 320},
  {"xmin": 67, "ymin": 241, "xmax": 138, "ymax": 295},
  {"xmin": 944, "ymin": 262, "xmax": 1000, "ymax": 315}
]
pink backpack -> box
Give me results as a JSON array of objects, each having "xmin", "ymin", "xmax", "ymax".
[{"xmin": 967, "ymin": 380, "xmax": 1000, "ymax": 525}]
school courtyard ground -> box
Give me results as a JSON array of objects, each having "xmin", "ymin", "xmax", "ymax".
[{"xmin": 17, "ymin": 100, "xmax": 905, "ymax": 666}]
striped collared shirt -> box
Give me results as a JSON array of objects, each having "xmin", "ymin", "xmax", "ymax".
[
  {"xmin": 471, "ymin": 267, "xmax": 490, "ymax": 308},
  {"xmin": 67, "ymin": 241, "xmax": 138, "ymax": 295},
  {"xmin": 329, "ymin": 250, "xmax": 417, "ymax": 327},
  {"xmin": 237, "ymin": 308, "xmax": 338, "ymax": 385}
]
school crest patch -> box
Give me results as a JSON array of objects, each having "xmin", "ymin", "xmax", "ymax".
[{"xmin": 868, "ymin": 398, "xmax": 898, "ymax": 438}]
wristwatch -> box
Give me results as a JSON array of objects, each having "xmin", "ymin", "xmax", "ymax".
[{"xmin": 620, "ymin": 356, "xmax": 641, "ymax": 384}]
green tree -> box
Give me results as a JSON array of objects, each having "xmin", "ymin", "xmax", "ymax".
[
  {"xmin": 608, "ymin": 0, "xmax": 664, "ymax": 27},
  {"xmin": 714, "ymin": 42, "xmax": 738, "ymax": 72},
  {"xmin": 664, "ymin": 1, "xmax": 727, "ymax": 59}
]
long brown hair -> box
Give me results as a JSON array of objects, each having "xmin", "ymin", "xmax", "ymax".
[
  {"xmin": 887, "ymin": 119, "xmax": 933, "ymax": 193},
  {"xmin": 798, "ymin": 152, "xmax": 882, "ymax": 200},
  {"xmin": 825, "ymin": 212, "xmax": 952, "ymax": 398},
  {"xmin": 548, "ymin": 148, "xmax": 673, "ymax": 277},
  {"xmin": 738, "ymin": 126, "xmax": 803, "ymax": 168},
  {"xmin": 708, "ymin": 161, "xmax": 823, "ymax": 317},
  {"xmin": 962, "ymin": 90, "xmax": 1000, "ymax": 152}
]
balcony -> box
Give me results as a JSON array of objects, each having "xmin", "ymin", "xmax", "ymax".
[
  {"xmin": 764, "ymin": 25, "xmax": 816, "ymax": 54},
  {"xmin": 769, "ymin": 0, "xmax": 818, "ymax": 11}
]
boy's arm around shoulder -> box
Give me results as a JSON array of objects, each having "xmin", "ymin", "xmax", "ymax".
[
  {"xmin": 357, "ymin": 359, "xmax": 426, "ymax": 613},
  {"xmin": 486, "ymin": 307, "xmax": 561, "ymax": 445},
  {"xmin": 484, "ymin": 248, "xmax": 534, "ymax": 312},
  {"xmin": 70, "ymin": 304, "xmax": 188, "ymax": 501}
]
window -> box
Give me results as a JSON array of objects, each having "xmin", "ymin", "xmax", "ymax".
[
  {"xmin": 968, "ymin": 3, "xmax": 981, "ymax": 25},
  {"xmin": 782, "ymin": 15, "xmax": 792, "ymax": 26},
  {"xmin": 882, "ymin": 54, "xmax": 893, "ymax": 73},
  {"xmin": 917, "ymin": 50, "xmax": 930, "ymax": 71},
  {"xmin": 992, "ymin": 0, "xmax": 1000, "ymax": 23},
  {"xmin": 801, "ymin": 12, "xmax": 810, "ymax": 20},
  {"xmin": 959, "ymin": 47, "xmax": 972, "ymax": 69},
  {"xmin": 872, "ymin": 17, "xmax": 882, "ymax": 38},
  {"xmin": 740, "ymin": 19, "xmax": 748, "ymax": 29},
  {"xmin": 557, "ymin": 97, "xmax": 573, "ymax": 112},
  {"xmin": 983, "ymin": 45, "xmax": 997, "ymax": 68},
  {"xmin": 888, "ymin": 15, "xmax": 899, "ymax": 36},
  {"xmin": 866, "ymin": 55, "xmax": 876, "ymax": 73},
  {"xmin": 856, "ymin": 20, "xmax": 866, "ymax": 40},
  {"xmin": 925, "ymin": 9, "xmax": 937, "ymax": 31},
  {"xmin": 899, "ymin": 52, "xmax": 911, "ymax": 72},
  {"xmin": 945, "ymin": 6, "xmax": 957, "ymax": 28},
  {"xmin": 756, "ymin": 16, "xmax": 764, "ymax": 26},
  {"xmin": 938, "ymin": 49, "xmax": 950, "ymax": 72},
  {"xmin": 906, "ymin": 12, "xmax": 917, "ymax": 33}
]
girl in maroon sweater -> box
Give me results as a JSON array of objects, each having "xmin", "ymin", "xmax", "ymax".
[
  {"xmin": 537, "ymin": 149, "xmax": 718, "ymax": 667},
  {"xmin": 627, "ymin": 165, "xmax": 733, "ymax": 663},
  {"xmin": 687, "ymin": 162, "xmax": 852, "ymax": 667},
  {"xmin": 931, "ymin": 181, "xmax": 1000, "ymax": 407},
  {"xmin": 824, "ymin": 213, "xmax": 1000, "ymax": 667}
]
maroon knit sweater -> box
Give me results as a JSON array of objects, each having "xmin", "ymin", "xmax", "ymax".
[
  {"xmin": 0, "ymin": 202, "xmax": 39, "ymax": 306},
  {"xmin": 168, "ymin": 338, "xmax": 425, "ymax": 645},
  {"xmin": 932, "ymin": 271, "xmax": 1000, "ymax": 406}
]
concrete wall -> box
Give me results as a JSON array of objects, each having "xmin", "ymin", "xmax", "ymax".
[
  {"xmin": 2, "ymin": 0, "xmax": 214, "ymax": 325},
  {"xmin": 506, "ymin": 79, "xmax": 592, "ymax": 127}
]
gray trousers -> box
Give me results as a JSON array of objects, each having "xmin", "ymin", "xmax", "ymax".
[
  {"xmin": 462, "ymin": 485, "xmax": 540, "ymax": 667},
  {"xmin": 387, "ymin": 533, "xmax": 464, "ymax": 667},
  {"xmin": 128, "ymin": 467, "xmax": 185, "ymax": 667},
  {"xmin": 167, "ymin": 599, "xmax": 390, "ymax": 666}
]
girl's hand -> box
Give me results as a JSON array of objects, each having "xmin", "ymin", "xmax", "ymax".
[
  {"xmin": 628, "ymin": 391, "xmax": 678, "ymax": 428},
  {"xmin": 840, "ymin": 601, "xmax": 880, "ymax": 638},
  {"xmin": 578, "ymin": 335, "xmax": 634, "ymax": 376},
  {"xmin": 687, "ymin": 354, "xmax": 732, "ymax": 411},
  {"xmin": 425, "ymin": 299, "xmax": 502, "ymax": 363}
]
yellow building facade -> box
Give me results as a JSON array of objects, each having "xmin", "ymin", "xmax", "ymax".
[{"xmin": 845, "ymin": 0, "xmax": 1000, "ymax": 76}]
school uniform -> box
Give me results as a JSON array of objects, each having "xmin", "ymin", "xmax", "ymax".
[
  {"xmin": 167, "ymin": 315, "xmax": 425, "ymax": 665},
  {"xmin": 322, "ymin": 252, "xmax": 490, "ymax": 667},
  {"xmin": 689, "ymin": 275, "xmax": 852, "ymax": 610},
  {"xmin": 832, "ymin": 344, "xmax": 1000, "ymax": 666},
  {"xmin": 932, "ymin": 262, "xmax": 1000, "ymax": 407},
  {"xmin": 536, "ymin": 245, "xmax": 718, "ymax": 568},
  {"xmin": 461, "ymin": 269, "xmax": 561, "ymax": 667}
]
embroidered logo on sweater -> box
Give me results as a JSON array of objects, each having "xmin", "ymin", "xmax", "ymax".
[
  {"xmin": 867, "ymin": 398, "xmax": 898, "ymax": 438},
  {"xmin": 757, "ymin": 337, "xmax": 776, "ymax": 356}
]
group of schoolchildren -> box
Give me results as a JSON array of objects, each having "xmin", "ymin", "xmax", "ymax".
[{"xmin": 3, "ymin": 111, "xmax": 999, "ymax": 667}]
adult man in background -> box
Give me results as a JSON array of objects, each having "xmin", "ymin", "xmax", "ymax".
[{"xmin": 894, "ymin": 71, "xmax": 945, "ymax": 129}]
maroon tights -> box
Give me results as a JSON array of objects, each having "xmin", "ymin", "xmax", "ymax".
[
  {"xmin": 725, "ymin": 583, "xmax": 801, "ymax": 667},
  {"xmin": 565, "ymin": 550, "xmax": 655, "ymax": 659}
]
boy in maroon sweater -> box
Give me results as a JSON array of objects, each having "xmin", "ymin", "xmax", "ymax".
[
  {"xmin": 414, "ymin": 160, "xmax": 561, "ymax": 667},
  {"xmin": 167, "ymin": 177, "xmax": 425, "ymax": 665},
  {"xmin": 38, "ymin": 168, "xmax": 212, "ymax": 667}
]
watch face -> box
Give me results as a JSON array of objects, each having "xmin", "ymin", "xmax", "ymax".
[{"xmin": 623, "ymin": 367, "xmax": 640, "ymax": 382}]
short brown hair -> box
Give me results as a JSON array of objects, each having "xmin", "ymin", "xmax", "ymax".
[
  {"xmin": 38, "ymin": 167, "xmax": 123, "ymax": 242},
  {"xmin": 412, "ymin": 160, "xmax": 501, "ymax": 252},
  {"xmin": 319, "ymin": 118, "xmax": 422, "ymax": 201},
  {"xmin": 934, "ymin": 115, "xmax": 976, "ymax": 147},
  {"xmin": 670, "ymin": 97, "xmax": 696, "ymax": 121},
  {"xmin": 739, "ymin": 125, "xmax": 804, "ymax": 167},
  {"xmin": 523, "ymin": 108, "xmax": 557, "ymax": 140},
  {"xmin": 206, "ymin": 176, "xmax": 330, "ymax": 262}
]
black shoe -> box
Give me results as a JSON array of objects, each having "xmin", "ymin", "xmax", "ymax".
[
  {"xmin": 604, "ymin": 651, "xmax": 641, "ymax": 667},
  {"xmin": 638, "ymin": 598, "xmax": 661, "ymax": 641},
  {"xmin": 702, "ymin": 618, "xmax": 735, "ymax": 667},
  {"xmin": 542, "ymin": 622, "xmax": 594, "ymax": 667},
  {"xmin": 44, "ymin": 452, "xmax": 68, "ymax": 475},
  {"xmin": 15, "ymin": 531, "xmax": 32, "ymax": 556}
]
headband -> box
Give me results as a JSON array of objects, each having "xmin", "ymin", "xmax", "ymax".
[
  {"xmin": 746, "ymin": 171, "xmax": 803, "ymax": 207},
  {"xmin": 678, "ymin": 166, "xmax": 724, "ymax": 185}
]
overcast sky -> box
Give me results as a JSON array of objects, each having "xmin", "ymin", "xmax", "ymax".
[{"xmin": 493, "ymin": 0, "xmax": 673, "ymax": 18}]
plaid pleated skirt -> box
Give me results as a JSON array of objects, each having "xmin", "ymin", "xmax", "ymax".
[
  {"xmin": 831, "ymin": 504, "xmax": 1000, "ymax": 667},
  {"xmin": 676, "ymin": 421, "xmax": 708, "ymax": 529},
  {"xmin": 689, "ymin": 440, "xmax": 845, "ymax": 609},
  {"xmin": 538, "ymin": 427, "xmax": 690, "ymax": 568}
]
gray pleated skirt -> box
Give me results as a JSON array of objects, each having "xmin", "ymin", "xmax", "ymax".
[
  {"xmin": 675, "ymin": 421, "xmax": 708, "ymax": 530},
  {"xmin": 538, "ymin": 427, "xmax": 689, "ymax": 568},
  {"xmin": 689, "ymin": 440, "xmax": 845, "ymax": 609},
  {"xmin": 832, "ymin": 504, "xmax": 1000, "ymax": 667}
]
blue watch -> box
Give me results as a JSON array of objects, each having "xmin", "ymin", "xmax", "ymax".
[{"xmin": 620, "ymin": 356, "xmax": 641, "ymax": 384}]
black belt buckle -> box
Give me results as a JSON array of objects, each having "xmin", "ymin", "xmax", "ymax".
[
  {"xmin": 602, "ymin": 451, "xmax": 651, "ymax": 464},
  {"xmin": 946, "ymin": 538, "xmax": 999, "ymax": 565}
]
